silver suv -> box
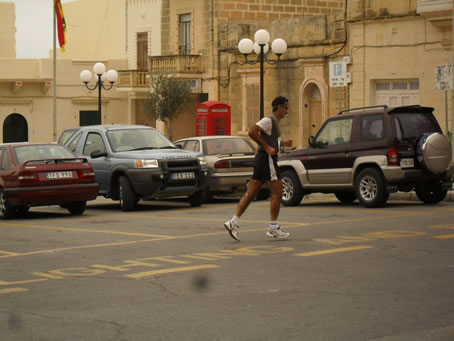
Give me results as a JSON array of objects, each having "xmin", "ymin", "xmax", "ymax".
[
  {"xmin": 60, "ymin": 125, "xmax": 207, "ymax": 211},
  {"xmin": 278, "ymin": 105, "xmax": 453, "ymax": 208}
]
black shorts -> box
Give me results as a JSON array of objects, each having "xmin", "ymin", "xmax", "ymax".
[{"xmin": 252, "ymin": 152, "xmax": 280, "ymax": 181}]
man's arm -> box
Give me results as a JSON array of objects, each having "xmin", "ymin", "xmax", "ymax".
[{"xmin": 248, "ymin": 124, "xmax": 276, "ymax": 156}]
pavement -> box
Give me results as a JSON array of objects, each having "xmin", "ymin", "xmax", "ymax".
[{"xmin": 304, "ymin": 188, "xmax": 454, "ymax": 202}]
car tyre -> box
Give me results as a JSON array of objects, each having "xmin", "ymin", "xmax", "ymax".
[
  {"xmin": 355, "ymin": 168, "xmax": 389, "ymax": 208},
  {"xmin": 415, "ymin": 184, "xmax": 447, "ymax": 204},
  {"xmin": 256, "ymin": 188, "xmax": 271, "ymax": 201},
  {"xmin": 67, "ymin": 201, "xmax": 87, "ymax": 215},
  {"xmin": 0, "ymin": 190, "xmax": 15, "ymax": 219},
  {"xmin": 188, "ymin": 190, "xmax": 204, "ymax": 207},
  {"xmin": 203, "ymin": 188, "xmax": 213, "ymax": 203},
  {"xmin": 334, "ymin": 191, "xmax": 356, "ymax": 203},
  {"xmin": 119, "ymin": 176, "xmax": 136, "ymax": 211},
  {"xmin": 281, "ymin": 170, "xmax": 304, "ymax": 206}
]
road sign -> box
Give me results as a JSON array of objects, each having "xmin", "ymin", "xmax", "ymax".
[
  {"xmin": 329, "ymin": 62, "xmax": 347, "ymax": 87},
  {"xmin": 435, "ymin": 65, "xmax": 453, "ymax": 91}
]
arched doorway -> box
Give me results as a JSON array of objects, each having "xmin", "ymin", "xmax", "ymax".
[
  {"xmin": 301, "ymin": 82, "xmax": 323, "ymax": 146},
  {"xmin": 3, "ymin": 113, "xmax": 28, "ymax": 143}
]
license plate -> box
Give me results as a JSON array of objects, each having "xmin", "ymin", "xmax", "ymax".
[
  {"xmin": 400, "ymin": 158, "xmax": 414, "ymax": 168},
  {"xmin": 170, "ymin": 172, "xmax": 195, "ymax": 180},
  {"xmin": 46, "ymin": 171, "xmax": 74, "ymax": 179}
]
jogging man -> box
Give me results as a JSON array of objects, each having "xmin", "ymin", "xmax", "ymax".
[{"xmin": 224, "ymin": 96, "xmax": 292, "ymax": 241}]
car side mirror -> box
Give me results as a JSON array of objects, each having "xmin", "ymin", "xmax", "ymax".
[
  {"xmin": 90, "ymin": 150, "xmax": 108, "ymax": 158},
  {"xmin": 308, "ymin": 136, "xmax": 316, "ymax": 147}
]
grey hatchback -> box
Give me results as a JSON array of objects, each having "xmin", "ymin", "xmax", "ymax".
[{"xmin": 60, "ymin": 125, "xmax": 207, "ymax": 211}]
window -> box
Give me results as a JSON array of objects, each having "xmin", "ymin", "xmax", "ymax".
[
  {"xmin": 375, "ymin": 80, "xmax": 419, "ymax": 107},
  {"xmin": 0, "ymin": 148, "xmax": 8, "ymax": 171},
  {"xmin": 83, "ymin": 133, "xmax": 106, "ymax": 156},
  {"xmin": 246, "ymin": 84, "xmax": 259, "ymax": 128},
  {"xmin": 179, "ymin": 14, "xmax": 191, "ymax": 55},
  {"xmin": 360, "ymin": 114, "xmax": 384, "ymax": 141},
  {"xmin": 183, "ymin": 140, "xmax": 199, "ymax": 153},
  {"xmin": 137, "ymin": 32, "xmax": 148, "ymax": 70},
  {"xmin": 68, "ymin": 132, "xmax": 82, "ymax": 153},
  {"xmin": 316, "ymin": 118, "xmax": 353, "ymax": 146}
]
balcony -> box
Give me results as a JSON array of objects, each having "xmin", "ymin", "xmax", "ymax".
[
  {"xmin": 116, "ymin": 70, "xmax": 148, "ymax": 89},
  {"xmin": 148, "ymin": 55, "xmax": 202, "ymax": 74}
]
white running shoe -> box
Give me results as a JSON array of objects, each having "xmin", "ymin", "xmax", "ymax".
[
  {"xmin": 224, "ymin": 219, "xmax": 240, "ymax": 241},
  {"xmin": 266, "ymin": 225, "xmax": 290, "ymax": 239}
]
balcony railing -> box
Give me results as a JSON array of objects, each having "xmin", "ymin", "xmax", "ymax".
[
  {"xmin": 148, "ymin": 55, "xmax": 202, "ymax": 74},
  {"xmin": 117, "ymin": 70, "xmax": 148, "ymax": 88}
]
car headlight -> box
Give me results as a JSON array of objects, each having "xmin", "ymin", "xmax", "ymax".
[
  {"xmin": 198, "ymin": 156, "xmax": 208, "ymax": 166},
  {"xmin": 135, "ymin": 159, "xmax": 159, "ymax": 168}
]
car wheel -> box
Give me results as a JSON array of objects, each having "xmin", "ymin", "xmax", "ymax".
[
  {"xmin": 0, "ymin": 190, "xmax": 15, "ymax": 219},
  {"xmin": 119, "ymin": 176, "xmax": 136, "ymax": 211},
  {"xmin": 16, "ymin": 205, "xmax": 30, "ymax": 215},
  {"xmin": 67, "ymin": 201, "xmax": 87, "ymax": 215},
  {"xmin": 188, "ymin": 190, "xmax": 204, "ymax": 207},
  {"xmin": 281, "ymin": 170, "xmax": 304, "ymax": 206},
  {"xmin": 334, "ymin": 191, "xmax": 356, "ymax": 203},
  {"xmin": 415, "ymin": 184, "xmax": 448, "ymax": 204},
  {"xmin": 203, "ymin": 188, "xmax": 213, "ymax": 203},
  {"xmin": 355, "ymin": 168, "xmax": 389, "ymax": 208},
  {"xmin": 256, "ymin": 188, "xmax": 271, "ymax": 201}
]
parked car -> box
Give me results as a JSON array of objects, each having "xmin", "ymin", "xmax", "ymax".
[
  {"xmin": 60, "ymin": 125, "xmax": 207, "ymax": 211},
  {"xmin": 0, "ymin": 143, "xmax": 98, "ymax": 218},
  {"xmin": 278, "ymin": 105, "xmax": 453, "ymax": 208},
  {"xmin": 175, "ymin": 135, "xmax": 270, "ymax": 202}
]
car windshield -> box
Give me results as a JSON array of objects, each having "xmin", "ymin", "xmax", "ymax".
[
  {"xmin": 203, "ymin": 138, "xmax": 256, "ymax": 156},
  {"xmin": 107, "ymin": 128, "xmax": 176, "ymax": 152},
  {"xmin": 392, "ymin": 112, "xmax": 440, "ymax": 141},
  {"xmin": 14, "ymin": 145, "xmax": 76, "ymax": 164}
]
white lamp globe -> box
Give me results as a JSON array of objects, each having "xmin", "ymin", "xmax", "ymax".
[
  {"xmin": 238, "ymin": 38, "xmax": 254, "ymax": 54},
  {"xmin": 254, "ymin": 29, "xmax": 270, "ymax": 45},
  {"xmin": 271, "ymin": 38, "xmax": 287, "ymax": 55},
  {"xmin": 93, "ymin": 62, "xmax": 106, "ymax": 75},
  {"xmin": 106, "ymin": 69, "xmax": 118, "ymax": 83},
  {"xmin": 80, "ymin": 70, "xmax": 92, "ymax": 83},
  {"xmin": 253, "ymin": 42, "xmax": 269, "ymax": 55}
]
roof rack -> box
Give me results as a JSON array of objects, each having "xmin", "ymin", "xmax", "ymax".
[{"xmin": 337, "ymin": 105, "xmax": 388, "ymax": 115}]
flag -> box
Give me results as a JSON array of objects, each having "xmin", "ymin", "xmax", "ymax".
[{"xmin": 55, "ymin": 0, "xmax": 66, "ymax": 52}]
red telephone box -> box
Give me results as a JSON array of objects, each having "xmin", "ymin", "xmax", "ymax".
[{"xmin": 195, "ymin": 101, "xmax": 231, "ymax": 136}]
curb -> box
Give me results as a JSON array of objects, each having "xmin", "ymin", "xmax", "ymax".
[{"xmin": 304, "ymin": 190, "xmax": 454, "ymax": 202}]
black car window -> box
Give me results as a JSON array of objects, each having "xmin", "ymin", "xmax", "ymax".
[
  {"xmin": 0, "ymin": 148, "xmax": 8, "ymax": 171},
  {"xmin": 316, "ymin": 118, "xmax": 353, "ymax": 146},
  {"xmin": 360, "ymin": 114, "xmax": 384, "ymax": 141},
  {"xmin": 391, "ymin": 112, "xmax": 440, "ymax": 141},
  {"xmin": 83, "ymin": 133, "xmax": 106, "ymax": 156}
]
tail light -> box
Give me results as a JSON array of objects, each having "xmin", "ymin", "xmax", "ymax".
[
  {"xmin": 18, "ymin": 172, "xmax": 38, "ymax": 182},
  {"xmin": 78, "ymin": 170, "xmax": 95, "ymax": 179},
  {"xmin": 387, "ymin": 147, "xmax": 398, "ymax": 165},
  {"xmin": 214, "ymin": 160, "xmax": 230, "ymax": 169}
]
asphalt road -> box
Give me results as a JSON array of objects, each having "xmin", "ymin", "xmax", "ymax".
[{"xmin": 1, "ymin": 196, "xmax": 453, "ymax": 341}]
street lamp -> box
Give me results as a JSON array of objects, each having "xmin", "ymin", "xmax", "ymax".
[
  {"xmin": 80, "ymin": 62, "xmax": 118, "ymax": 118},
  {"xmin": 238, "ymin": 29, "xmax": 287, "ymax": 119}
]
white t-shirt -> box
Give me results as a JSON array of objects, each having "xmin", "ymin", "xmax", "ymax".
[{"xmin": 256, "ymin": 117, "xmax": 281, "ymax": 149}]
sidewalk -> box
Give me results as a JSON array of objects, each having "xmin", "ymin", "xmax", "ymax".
[{"xmin": 304, "ymin": 190, "xmax": 454, "ymax": 202}]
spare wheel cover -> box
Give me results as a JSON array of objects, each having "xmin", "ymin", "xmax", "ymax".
[{"xmin": 417, "ymin": 132, "xmax": 452, "ymax": 174}]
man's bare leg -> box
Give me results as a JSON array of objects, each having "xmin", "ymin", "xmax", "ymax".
[
  {"xmin": 267, "ymin": 179, "xmax": 283, "ymax": 221},
  {"xmin": 235, "ymin": 179, "xmax": 263, "ymax": 217}
]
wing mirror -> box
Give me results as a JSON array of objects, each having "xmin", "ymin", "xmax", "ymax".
[
  {"xmin": 308, "ymin": 136, "xmax": 316, "ymax": 147},
  {"xmin": 90, "ymin": 150, "xmax": 108, "ymax": 158}
]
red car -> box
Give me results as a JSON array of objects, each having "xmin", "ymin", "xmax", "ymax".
[{"xmin": 0, "ymin": 143, "xmax": 99, "ymax": 218}]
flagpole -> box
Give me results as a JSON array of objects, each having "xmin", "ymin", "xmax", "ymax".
[{"xmin": 53, "ymin": 0, "xmax": 57, "ymax": 141}]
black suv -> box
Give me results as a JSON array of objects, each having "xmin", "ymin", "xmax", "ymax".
[{"xmin": 278, "ymin": 105, "xmax": 453, "ymax": 208}]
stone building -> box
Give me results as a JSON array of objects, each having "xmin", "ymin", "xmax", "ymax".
[{"xmin": 0, "ymin": 0, "xmax": 452, "ymax": 146}]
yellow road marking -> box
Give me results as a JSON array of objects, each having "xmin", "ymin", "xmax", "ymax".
[
  {"xmin": 0, "ymin": 250, "xmax": 20, "ymax": 256},
  {"xmin": 433, "ymin": 234, "xmax": 454, "ymax": 239},
  {"xmin": 431, "ymin": 224, "xmax": 454, "ymax": 230},
  {"xmin": 127, "ymin": 264, "xmax": 219, "ymax": 279},
  {"xmin": 0, "ymin": 288, "xmax": 28, "ymax": 295},
  {"xmin": 294, "ymin": 245, "xmax": 374, "ymax": 257}
]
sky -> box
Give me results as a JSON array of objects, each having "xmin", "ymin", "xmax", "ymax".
[{"xmin": 2, "ymin": 0, "xmax": 74, "ymax": 58}]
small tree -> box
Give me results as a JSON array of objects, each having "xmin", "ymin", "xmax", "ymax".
[{"xmin": 145, "ymin": 73, "xmax": 193, "ymax": 139}]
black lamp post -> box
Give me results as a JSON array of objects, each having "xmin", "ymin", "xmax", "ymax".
[
  {"xmin": 238, "ymin": 29, "xmax": 287, "ymax": 119},
  {"xmin": 80, "ymin": 62, "xmax": 118, "ymax": 117}
]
